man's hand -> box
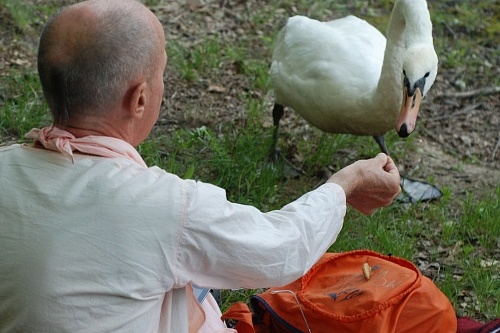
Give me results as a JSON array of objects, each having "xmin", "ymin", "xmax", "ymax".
[{"xmin": 327, "ymin": 153, "xmax": 401, "ymax": 215}]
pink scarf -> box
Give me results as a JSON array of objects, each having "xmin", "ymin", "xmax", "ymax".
[{"xmin": 26, "ymin": 126, "xmax": 147, "ymax": 168}]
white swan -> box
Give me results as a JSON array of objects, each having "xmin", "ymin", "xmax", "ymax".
[{"xmin": 270, "ymin": 0, "xmax": 438, "ymax": 154}]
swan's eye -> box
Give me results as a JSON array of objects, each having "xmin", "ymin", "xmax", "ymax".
[
  {"xmin": 403, "ymin": 70, "xmax": 407, "ymax": 77},
  {"xmin": 424, "ymin": 72, "xmax": 430, "ymax": 78}
]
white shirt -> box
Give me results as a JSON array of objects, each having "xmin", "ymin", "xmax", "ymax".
[{"xmin": 0, "ymin": 144, "xmax": 346, "ymax": 332}]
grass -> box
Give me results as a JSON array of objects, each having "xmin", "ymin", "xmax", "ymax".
[
  {"xmin": 0, "ymin": 70, "xmax": 51, "ymax": 141},
  {"xmin": 1, "ymin": 0, "xmax": 498, "ymax": 322},
  {"xmin": 0, "ymin": 0, "xmax": 32, "ymax": 30}
]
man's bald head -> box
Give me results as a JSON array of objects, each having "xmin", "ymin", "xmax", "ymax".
[{"xmin": 38, "ymin": 0, "xmax": 165, "ymax": 125}]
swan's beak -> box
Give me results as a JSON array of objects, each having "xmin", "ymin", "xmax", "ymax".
[{"xmin": 396, "ymin": 86, "xmax": 423, "ymax": 138}]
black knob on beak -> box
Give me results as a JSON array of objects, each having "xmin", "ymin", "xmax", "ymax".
[{"xmin": 398, "ymin": 123, "xmax": 410, "ymax": 138}]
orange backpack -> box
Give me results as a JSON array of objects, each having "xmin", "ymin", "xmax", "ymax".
[{"xmin": 222, "ymin": 250, "xmax": 457, "ymax": 333}]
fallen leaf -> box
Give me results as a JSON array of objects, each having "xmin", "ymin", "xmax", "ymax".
[
  {"xmin": 208, "ymin": 84, "xmax": 227, "ymax": 93},
  {"xmin": 480, "ymin": 259, "xmax": 499, "ymax": 268},
  {"xmin": 10, "ymin": 59, "xmax": 31, "ymax": 66}
]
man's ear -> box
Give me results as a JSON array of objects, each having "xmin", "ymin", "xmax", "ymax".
[{"xmin": 129, "ymin": 82, "xmax": 148, "ymax": 119}]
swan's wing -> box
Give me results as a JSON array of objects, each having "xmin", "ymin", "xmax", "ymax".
[{"xmin": 271, "ymin": 15, "xmax": 386, "ymax": 112}]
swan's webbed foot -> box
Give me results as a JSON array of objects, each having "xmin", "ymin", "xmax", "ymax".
[
  {"xmin": 270, "ymin": 148, "xmax": 305, "ymax": 178},
  {"xmin": 397, "ymin": 176, "xmax": 442, "ymax": 203}
]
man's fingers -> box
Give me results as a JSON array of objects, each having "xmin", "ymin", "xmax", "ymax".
[
  {"xmin": 384, "ymin": 155, "xmax": 399, "ymax": 175},
  {"xmin": 374, "ymin": 153, "xmax": 399, "ymax": 177},
  {"xmin": 375, "ymin": 152, "xmax": 388, "ymax": 165}
]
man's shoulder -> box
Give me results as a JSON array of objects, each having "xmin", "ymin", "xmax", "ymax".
[{"xmin": 0, "ymin": 143, "xmax": 23, "ymax": 152}]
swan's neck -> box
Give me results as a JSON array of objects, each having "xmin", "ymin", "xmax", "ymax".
[{"xmin": 374, "ymin": 0, "xmax": 433, "ymax": 110}]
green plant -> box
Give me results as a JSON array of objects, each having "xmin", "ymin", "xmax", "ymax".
[
  {"xmin": 167, "ymin": 37, "xmax": 223, "ymax": 81},
  {"xmin": 0, "ymin": 70, "xmax": 51, "ymax": 141},
  {"xmin": 1, "ymin": 0, "xmax": 32, "ymax": 30}
]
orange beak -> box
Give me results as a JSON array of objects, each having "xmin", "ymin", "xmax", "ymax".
[{"xmin": 396, "ymin": 86, "xmax": 423, "ymax": 138}]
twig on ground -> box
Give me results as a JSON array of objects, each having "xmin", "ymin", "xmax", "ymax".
[
  {"xmin": 429, "ymin": 103, "xmax": 482, "ymax": 121},
  {"xmin": 436, "ymin": 86, "xmax": 500, "ymax": 99},
  {"xmin": 492, "ymin": 131, "xmax": 500, "ymax": 161},
  {"xmin": 444, "ymin": 23, "xmax": 457, "ymax": 39}
]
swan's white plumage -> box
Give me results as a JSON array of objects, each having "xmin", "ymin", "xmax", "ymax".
[{"xmin": 271, "ymin": 0, "xmax": 438, "ymax": 139}]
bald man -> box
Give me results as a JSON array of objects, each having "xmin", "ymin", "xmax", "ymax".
[{"xmin": 0, "ymin": 0, "xmax": 401, "ymax": 332}]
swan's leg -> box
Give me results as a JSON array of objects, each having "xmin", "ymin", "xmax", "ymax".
[
  {"xmin": 373, "ymin": 135, "xmax": 389, "ymax": 155},
  {"xmin": 270, "ymin": 103, "xmax": 284, "ymax": 160},
  {"xmin": 269, "ymin": 103, "xmax": 305, "ymax": 177}
]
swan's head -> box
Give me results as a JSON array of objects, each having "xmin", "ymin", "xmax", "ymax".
[{"xmin": 396, "ymin": 45, "xmax": 438, "ymax": 137}]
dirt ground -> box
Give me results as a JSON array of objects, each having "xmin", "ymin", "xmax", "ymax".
[{"xmin": 1, "ymin": 0, "xmax": 498, "ymax": 207}]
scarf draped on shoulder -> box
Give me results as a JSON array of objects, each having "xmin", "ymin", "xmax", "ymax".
[{"xmin": 26, "ymin": 126, "xmax": 147, "ymax": 168}]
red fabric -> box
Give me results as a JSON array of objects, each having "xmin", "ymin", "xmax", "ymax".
[
  {"xmin": 457, "ymin": 317, "xmax": 500, "ymax": 333},
  {"xmin": 221, "ymin": 302, "xmax": 256, "ymax": 333}
]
